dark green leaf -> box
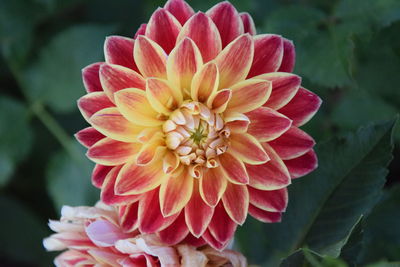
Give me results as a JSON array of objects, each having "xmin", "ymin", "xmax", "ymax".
[
  {"xmin": 340, "ymin": 217, "xmax": 364, "ymax": 266},
  {"xmin": 281, "ymin": 248, "xmax": 348, "ymax": 267}
]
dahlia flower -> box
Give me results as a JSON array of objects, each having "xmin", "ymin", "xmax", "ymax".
[
  {"xmin": 43, "ymin": 203, "xmax": 246, "ymax": 267},
  {"xmin": 76, "ymin": 0, "xmax": 321, "ymax": 249}
]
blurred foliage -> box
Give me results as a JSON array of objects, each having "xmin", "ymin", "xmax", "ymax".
[{"xmin": 0, "ymin": 0, "xmax": 399, "ymax": 266}]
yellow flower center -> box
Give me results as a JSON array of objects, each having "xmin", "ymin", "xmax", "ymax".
[{"xmin": 163, "ymin": 101, "xmax": 230, "ymax": 169}]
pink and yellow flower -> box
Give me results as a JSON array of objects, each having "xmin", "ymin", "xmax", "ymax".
[
  {"xmin": 44, "ymin": 203, "xmax": 246, "ymax": 267},
  {"xmin": 76, "ymin": 0, "xmax": 321, "ymax": 249}
]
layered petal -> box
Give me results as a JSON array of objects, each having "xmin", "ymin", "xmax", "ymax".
[
  {"xmin": 185, "ymin": 179, "xmax": 214, "ymax": 237},
  {"xmin": 145, "ymin": 8, "xmax": 182, "ymax": 53},
  {"xmin": 229, "ymin": 133, "xmax": 269, "ymax": 164},
  {"xmin": 82, "ymin": 63, "xmax": 103, "ymax": 93},
  {"xmin": 224, "ymin": 112, "xmax": 250, "ymax": 133},
  {"xmin": 89, "ymin": 107, "xmax": 145, "ymax": 142},
  {"xmin": 119, "ymin": 202, "xmax": 139, "ymax": 232},
  {"xmin": 207, "ymin": 203, "xmax": 237, "ymax": 247},
  {"xmin": 246, "ymin": 107, "xmax": 292, "ymax": 142},
  {"xmin": 159, "ymin": 169, "xmax": 193, "ymax": 216},
  {"xmin": 87, "ymin": 138, "xmax": 140, "ymax": 165},
  {"xmin": 191, "ymin": 62, "xmax": 219, "ymax": 102},
  {"xmin": 240, "ymin": 12, "xmax": 256, "ymax": 35},
  {"xmin": 248, "ymin": 34, "xmax": 284, "ymax": 78},
  {"xmin": 136, "ymin": 133, "xmax": 165, "ymax": 165},
  {"xmin": 77, "ymin": 92, "xmax": 114, "ymax": 121},
  {"xmin": 114, "ymin": 88, "xmax": 163, "ymax": 126},
  {"xmin": 248, "ymin": 187, "xmax": 288, "ymax": 212},
  {"xmin": 256, "ymin": 72, "xmax": 301, "ymax": 110},
  {"xmin": 278, "ymin": 87, "xmax": 322, "ymax": 127},
  {"xmin": 215, "ymin": 34, "xmax": 254, "ymax": 89},
  {"xmin": 278, "ymin": 38, "xmax": 295, "ymax": 72},
  {"xmin": 222, "ymin": 183, "xmax": 249, "ymax": 225},
  {"xmin": 164, "ymin": 0, "xmax": 194, "ymax": 25},
  {"xmin": 206, "ymin": 2, "xmax": 244, "ymax": 47},
  {"xmin": 92, "ymin": 164, "xmax": 113, "ymax": 188},
  {"xmin": 75, "ymin": 127, "xmax": 105, "ymax": 148},
  {"xmin": 268, "ymin": 126, "xmax": 315, "ymax": 160},
  {"xmin": 218, "ymin": 152, "xmax": 249, "ymax": 184},
  {"xmin": 146, "ymin": 78, "xmax": 183, "ymax": 114},
  {"xmin": 104, "ymin": 36, "xmax": 138, "ymax": 71},
  {"xmin": 227, "ymin": 79, "xmax": 272, "ymax": 113},
  {"xmin": 246, "ymin": 143, "xmax": 291, "ymax": 190},
  {"xmin": 208, "ymin": 88, "xmax": 232, "ymax": 113},
  {"xmin": 134, "ymin": 36, "xmax": 167, "ymax": 79},
  {"xmin": 177, "ymin": 12, "xmax": 222, "ymax": 62},
  {"xmin": 200, "ymin": 168, "xmax": 227, "ymax": 207},
  {"xmin": 158, "ymin": 212, "xmax": 189, "ymax": 245},
  {"xmin": 248, "ymin": 204, "xmax": 282, "ymax": 223},
  {"xmin": 284, "ymin": 149, "xmax": 318, "ymax": 179},
  {"xmin": 99, "ymin": 63, "xmax": 145, "ymax": 102}
]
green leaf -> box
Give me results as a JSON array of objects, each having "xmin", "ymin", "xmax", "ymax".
[
  {"xmin": 360, "ymin": 185, "xmax": 400, "ymax": 264},
  {"xmin": 340, "ymin": 217, "xmax": 364, "ymax": 266},
  {"xmin": 46, "ymin": 143, "xmax": 99, "ymax": 211},
  {"xmin": 0, "ymin": 195, "xmax": 53, "ymax": 265},
  {"xmin": 366, "ymin": 261, "xmax": 400, "ymax": 267},
  {"xmin": 237, "ymin": 119, "xmax": 396, "ymax": 266},
  {"xmin": 21, "ymin": 24, "xmax": 115, "ymax": 113},
  {"xmin": 281, "ymin": 248, "xmax": 348, "ymax": 267},
  {"xmin": 0, "ymin": 96, "xmax": 33, "ymax": 187}
]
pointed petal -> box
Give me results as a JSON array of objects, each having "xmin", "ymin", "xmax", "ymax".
[
  {"xmin": 104, "ymin": 36, "xmax": 138, "ymax": 71},
  {"xmin": 75, "ymin": 127, "xmax": 105, "ymax": 148},
  {"xmin": 158, "ymin": 212, "xmax": 189, "ymax": 245},
  {"xmin": 248, "ymin": 187, "xmax": 288, "ymax": 212},
  {"xmin": 163, "ymin": 150, "xmax": 180, "ymax": 174},
  {"xmin": 208, "ymin": 202, "xmax": 237, "ymax": 245},
  {"xmin": 99, "ymin": 63, "xmax": 145, "ymax": 102},
  {"xmin": 160, "ymin": 169, "xmax": 193, "ymax": 216},
  {"xmin": 138, "ymin": 188, "xmax": 180, "ymax": 233},
  {"xmin": 119, "ymin": 202, "xmax": 139, "ymax": 232},
  {"xmin": 222, "ymin": 183, "xmax": 248, "ymax": 225},
  {"xmin": 215, "ymin": 34, "xmax": 254, "ymax": 89},
  {"xmin": 87, "ymin": 138, "xmax": 140, "ymax": 165},
  {"xmin": 167, "ymin": 38, "xmax": 203, "ymax": 92},
  {"xmin": 219, "ymin": 153, "xmax": 249, "ymax": 184},
  {"xmin": 202, "ymin": 229, "xmax": 227, "ymax": 250},
  {"xmin": 227, "ymin": 79, "xmax": 272, "ymax": 113},
  {"xmin": 177, "ymin": 12, "xmax": 222, "ymax": 62},
  {"xmin": 114, "ymin": 88, "xmax": 163, "ymax": 127},
  {"xmin": 249, "ymin": 204, "xmax": 282, "ymax": 223},
  {"xmin": 146, "ymin": 78, "xmax": 183, "ymax": 115},
  {"xmin": 284, "ymin": 149, "xmax": 318, "ymax": 179},
  {"xmin": 136, "ymin": 134, "xmax": 165, "ymax": 165},
  {"xmin": 191, "ymin": 62, "xmax": 219, "ymax": 102},
  {"xmin": 134, "ymin": 35, "xmax": 167, "ymax": 79},
  {"xmin": 164, "ymin": 0, "xmax": 194, "ymax": 25},
  {"xmin": 86, "ymin": 220, "xmax": 129, "ymax": 247},
  {"xmin": 185, "ymin": 179, "xmax": 214, "ymax": 237},
  {"xmin": 247, "ymin": 34, "xmax": 284, "ymax": 78},
  {"xmin": 229, "ymin": 133, "xmax": 269, "ymax": 164},
  {"xmin": 82, "ymin": 63, "xmax": 103, "ymax": 93},
  {"xmin": 89, "ymin": 107, "xmax": 145, "ymax": 142},
  {"xmin": 246, "ymin": 143, "xmax": 291, "ymax": 190},
  {"xmin": 268, "ymin": 126, "xmax": 315, "ymax": 160},
  {"xmin": 206, "ymin": 2, "xmax": 244, "ymax": 47},
  {"xmin": 92, "ymin": 164, "xmax": 113, "ymax": 188},
  {"xmin": 255, "ymin": 72, "xmax": 301, "ymax": 110},
  {"xmin": 101, "ymin": 166, "xmax": 141, "ymax": 205},
  {"xmin": 182, "ymin": 234, "xmax": 207, "ymax": 247},
  {"xmin": 278, "ymin": 38, "xmax": 295, "ymax": 72},
  {"xmin": 200, "ymin": 167, "xmax": 227, "ymax": 207},
  {"xmin": 224, "ymin": 112, "xmax": 250, "ymax": 133},
  {"xmin": 278, "ymin": 87, "xmax": 322, "ymax": 127},
  {"xmin": 115, "ymin": 151, "xmax": 167, "ymax": 195},
  {"xmin": 240, "ymin": 12, "xmax": 256, "ymax": 35},
  {"xmin": 134, "ymin": 23, "xmax": 147, "ymax": 38},
  {"xmin": 208, "ymin": 88, "xmax": 232, "ymax": 113},
  {"xmin": 77, "ymin": 92, "xmax": 114, "ymax": 121},
  {"xmin": 246, "ymin": 107, "xmax": 292, "ymax": 142},
  {"xmin": 145, "ymin": 8, "xmax": 182, "ymax": 53}
]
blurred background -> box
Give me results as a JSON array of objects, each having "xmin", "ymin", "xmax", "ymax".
[{"xmin": 0, "ymin": 0, "xmax": 399, "ymax": 266}]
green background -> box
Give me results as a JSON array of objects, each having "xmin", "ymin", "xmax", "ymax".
[{"xmin": 0, "ymin": 0, "xmax": 399, "ymax": 266}]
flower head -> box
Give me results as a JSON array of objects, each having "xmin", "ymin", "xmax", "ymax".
[
  {"xmin": 43, "ymin": 203, "xmax": 246, "ymax": 266},
  {"xmin": 76, "ymin": 0, "xmax": 321, "ymax": 249}
]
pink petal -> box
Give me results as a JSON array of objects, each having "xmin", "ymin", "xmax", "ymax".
[
  {"xmin": 248, "ymin": 34, "xmax": 284, "ymax": 78},
  {"xmin": 86, "ymin": 220, "xmax": 129, "ymax": 247},
  {"xmin": 134, "ymin": 36, "xmax": 167, "ymax": 79},
  {"xmin": 268, "ymin": 126, "xmax": 315, "ymax": 160},
  {"xmin": 248, "ymin": 187, "xmax": 288, "ymax": 212},
  {"xmin": 75, "ymin": 127, "xmax": 105, "ymax": 148},
  {"xmin": 229, "ymin": 133, "xmax": 269, "ymax": 164},
  {"xmin": 207, "ymin": 202, "xmax": 237, "ymax": 247},
  {"xmin": 222, "ymin": 183, "xmax": 249, "ymax": 225},
  {"xmin": 240, "ymin": 12, "xmax": 256, "ymax": 35},
  {"xmin": 284, "ymin": 149, "xmax": 318, "ymax": 179},
  {"xmin": 82, "ymin": 62, "xmax": 103, "ymax": 93},
  {"xmin": 177, "ymin": 12, "xmax": 222, "ymax": 62},
  {"xmin": 249, "ymin": 204, "xmax": 282, "ymax": 223},
  {"xmin": 158, "ymin": 212, "xmax": 189, "ymax": 245},
  {"xmin": 278, "ymin": 87, "xmax": 322, "ymax": 127},
  {"xmin": 200, "ymin": 168, "xmax": 227, "ymax": 207},
  {"xmin": 206, "ymin": 2, "xmax": 244, "ymax": 48},
  {"xmin": 278, "ymin": 38, "xmax": 295, "ymax": 72},
  {"xmin": 77, "ymin": 92, "xmax": 114, "ymax": 121},
  {"xmin": 119, "ymin": 202, "xmax": 139, "ymax": 232},
  {"xmin": 92, "ymin": 164, "xmax": 113, "ymax": 188},
  {"xmin": 145, "ymin": 8, "xmax": 182, "ymax": 53},
  {"xmin": 219, "ymin": 153, "xmax": 249, "ymax": 184},
  {"xmin": 104, "ymin": 36, "xmax": 138, "ymax": 72},
  {"xmin": 134, "ymin": 23, "xmax": 147, "ymax": 39},
  {"xmin": 164, "ymin": 0, "xmax": 195, "ymax": 25}
]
